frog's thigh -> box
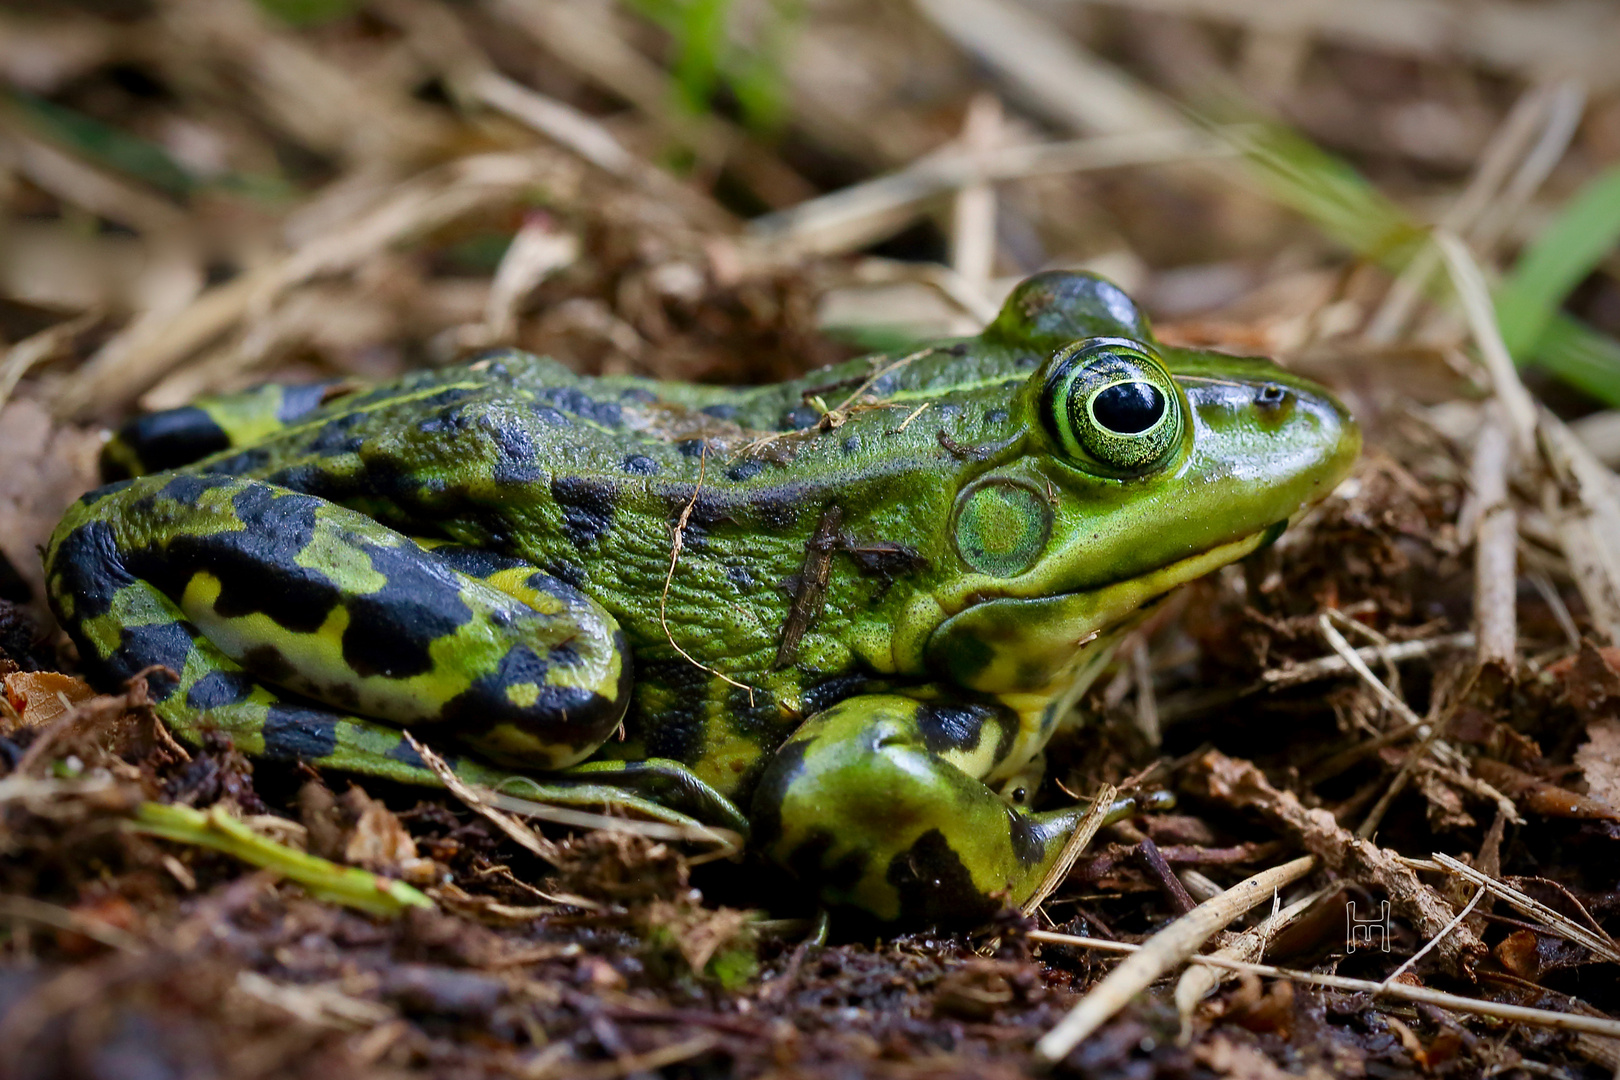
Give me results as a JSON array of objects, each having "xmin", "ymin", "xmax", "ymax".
[
  {"xmin": 46, "ymin": 475, "xmax": 630, "ymax": 770},
  {"xmin": 749, "ymin": 694, "xmax": 1084, "ymax": 924}
]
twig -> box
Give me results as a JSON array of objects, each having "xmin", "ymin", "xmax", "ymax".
[
  {"xmin": 1378, "ymin": 885, "xmax": 1487, "ymax": 993},
  {"xmin": 1318, "ymin": 614, "xmax": 1426, "ymax": 730},
  {"xmin": 914, "ymin": 0, "xmax": 1184, "ymax": 135},
  {"xmin": 1259, "ymin": 633, "xmax": 1475, "ymax": 689},
  {"xmin": 1034, "ymin": 854, "xmax": 1316, "ymax": 1063},
  {"xmin": 1540, "ymin": 411, "xmax": 1620, "ymax": 644},
  {"xmin": 1365, "ymin": 80, "xmax": 1579, "ymax": 342},
  {"xmin": 1029, "ymin": 929, "xmax": 1620, "ymax": 1040},
  {"xmin": 1430, "ymin": 853, "xmax": 1620, "ymax": 965},
  {"xmin": 1173, "ymin": 884, "xmax": 1334, "ymax": 1040}
]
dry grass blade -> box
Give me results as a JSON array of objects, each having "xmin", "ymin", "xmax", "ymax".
[
  {"xmin": 232, "ymin": 971, "xmax": 395, "ymax": 1030},
  {"xmin": 950, "ymin": 94, "xmax": 1000, "ymax": 297},
  {"xmin": 1540, "ymin": 411, "xmax": 1620, "ymax": 644},
  {"xmin": 0, "ymin": 105, "xmax": 189, "ymax": 234},
  {"xmin": 480, "ymin": 216, "xmax": 581, "ymax": 347},
  {"xmin": 915, "ymin": 0, "xmax": 1183, "ymax": 135},
  {"xmin": 1430, "ymin": 852, "xmax": 1620, "ymax": 965},
  {"xmin": 1433, "ymin": 230, "xmax": 1539, "ymax": 456},
  {"xmin": 1467, "ymin": 410, "xmax": 1519, "ymax": 671},
  {"xmin": 1034, "ymin": 854, "xmax": 1316, "ymax": 1064},
  {"xmin": 1318, "ymin": 613, "xmax": 1426, "ymax": 730},
  {"xmin": 1173, "ymin": 883, "xmax": 1333, "ymax": 1040},
  {"xmin": 1060, "ymin": 0, "xmax": 1620, "ymax": 89},
  {"xmin": 55, "ymin": 151, "xmax": 577, "ymax": 415},
  {"xmin": 406, "ymin": 732, "xmax": 561, "ymax": 866},
  {"xmin": 0, "ymin": 312, "xmax": 97, "ymax": 414},
  {"xmin": 744, "ymin": 128, "xmax": 1220, "ymax": 264},
  {"xmin": 1020, "ymin": 784, "xmax": 1118, "ymax": 918},
  {"xmin": 1365, "ymin": 80, "xmax": 1582, "ymax": 342},
  {"xmin": 1030, "ymin": 929, "xmax": 1620, "ymax": 1039},
  {"xmin": 1377, "ymin": 884, "xmax": 1487, "ymax": 993},
  {"xmin": 0, "ymin": 894, "xmax": 145, "ymax": 953}
]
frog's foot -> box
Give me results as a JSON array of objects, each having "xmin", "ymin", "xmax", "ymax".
[
  {"xmin": 493, "ymin": 759, "xmax": 750, "ymax": 835},
  {"xmin": 749, "ymin": 694, "xmax": 1142, "ymax": 925},
  {"xmin": 45, "ymin": 474, "xmax": 631, "ymax": 771}
]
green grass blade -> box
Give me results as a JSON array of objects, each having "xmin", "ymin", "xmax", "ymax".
[
  {"xmin": 1227, "ymin": 123, "xmax": 1427, "ymax": 269},
  {"xmin": 1495, "ymin": 163, "xmax": 1620, "ymax": 357},
  {"xmin": 130, "ymin": 802, "xmax": 434, "ymax": 918},
  {"xmin": 1531, "ymin": 314, "xmax": 1620, "ymax": 405},
  {"xmin": 8, "ymin": 92, "xmax": 194, "ymax": 198}
]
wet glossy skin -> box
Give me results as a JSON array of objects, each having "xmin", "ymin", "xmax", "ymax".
[{"xmin": 45, "ymin": 271, "xmax": 1359, "ymax": 923}]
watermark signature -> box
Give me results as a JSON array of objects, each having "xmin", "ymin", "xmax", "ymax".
[{"xmin": 1346, "ymin": 900, "xmax": 1392, "ymax": 953}]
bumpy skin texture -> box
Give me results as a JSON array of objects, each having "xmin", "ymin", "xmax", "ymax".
[{"xmin": 46, "ymin": 271, "xmax": 1359, "ymax": 923}]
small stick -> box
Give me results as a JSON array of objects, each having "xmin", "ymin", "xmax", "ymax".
[
  {"xmin": 1173, "ymin": 884, "xmax": 1334, "ymax": 1041},
  {"xmin": 1030, "ymin": 929, "xmax": 1620, "ymax": 1041},
  {"xmin": 1136, "ymin": 839, "xmax": 1198, "ymax": 916},
  {"xmin": 1318, "ymin": 614, "xmax": 1426, "ymax": 730},
  {"xmin": 1469, "ymin": 408, "xmax": 1519, "ymax": 672},
  {"xmin": 1259, "ymin": 633, "xmax": 1475, "ymax": 689},
  {"xmin": 1376, "ymin": 884, "xmax": 1487, "ymax": 993},
  {"xmin": 1034, "ymin": 854, "xmax": 1316, "ymax": 1064}
]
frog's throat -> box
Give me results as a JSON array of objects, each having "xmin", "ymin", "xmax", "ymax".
[
  {"xmin": 915, "ymin": 525, "xmax": 1272, "ymax": 697},
  {"xmin": 935, "ymin": 526, "xmax": 1271, "ymax": 789}
]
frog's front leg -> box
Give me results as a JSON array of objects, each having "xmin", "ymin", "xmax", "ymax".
[
  {"xmin": 750, "ymin": 694, "xmax": 1128, "ymax": 924},
  {"xmin": 45, "ymin": 474, "xmax": 630, "ymax": 773}
]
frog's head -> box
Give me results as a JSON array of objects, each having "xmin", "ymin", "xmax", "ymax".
[{"xmin": 911, "ymin": 271, "xmax": 1360, "ymax": 696}]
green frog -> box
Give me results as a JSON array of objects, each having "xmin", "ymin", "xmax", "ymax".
[{"xmin": 45, "ymin": 271, "xmax": 1358, "ymax": 923}]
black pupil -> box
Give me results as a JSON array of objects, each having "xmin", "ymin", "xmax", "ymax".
[{"xmin": 1092, "ymin": 381, "xmax": 1164, "ymax": 434}]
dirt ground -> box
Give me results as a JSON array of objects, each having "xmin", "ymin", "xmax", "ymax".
[{"xmin": 3, "ymin": 1, "xmax": 1620, "ymax": 1077}]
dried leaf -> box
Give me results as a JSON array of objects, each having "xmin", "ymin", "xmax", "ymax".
[{"xmin": 3, "ymin": 669, "xmax": 95, "ymax": 728}]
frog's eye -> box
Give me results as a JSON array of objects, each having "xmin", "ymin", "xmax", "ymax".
[{"xmin": 1041, "ymin": 338, "xmax": 1183, "ymax": 476}]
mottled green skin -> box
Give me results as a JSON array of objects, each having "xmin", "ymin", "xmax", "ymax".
[{"xmin": 45, "ymin": 272, "xmax": 1358, "ymax": 923}]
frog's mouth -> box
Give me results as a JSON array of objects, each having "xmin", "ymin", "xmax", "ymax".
[{"xmin": 923, "ymin": 523, "xmax": 1281, "ymax": 696}]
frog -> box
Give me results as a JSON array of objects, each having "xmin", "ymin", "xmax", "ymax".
[{"xmin": 44, "ymin": 270, "xmax": 1358, "ymax": 924}]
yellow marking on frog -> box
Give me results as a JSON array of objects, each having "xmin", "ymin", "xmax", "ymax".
[
  {"xmin": 937, "ymin": 734, "xmax": 1004, "ymax": 782},
  {"xmin": 483, "ymin": 567, "xmax": 566, "ymax": 615},
  {"xmin": 294, "ymin": 522, "xmax": 389, "ymax": 593},
  {"xmin": 506, "ymin": 682, "xmax": 541, "ymax": 708}
]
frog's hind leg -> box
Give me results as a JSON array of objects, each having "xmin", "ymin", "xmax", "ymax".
[
  {"xmin": 749, "ymin": 694, "xmax": 1144, "ymax": 925},
  {"xmin": 100, "ymin": 381, "xmax": 350, "ymax": 480},
  {"xmin": 45, "ymin": 474, "xmax": 631, "ymax": 775}
]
